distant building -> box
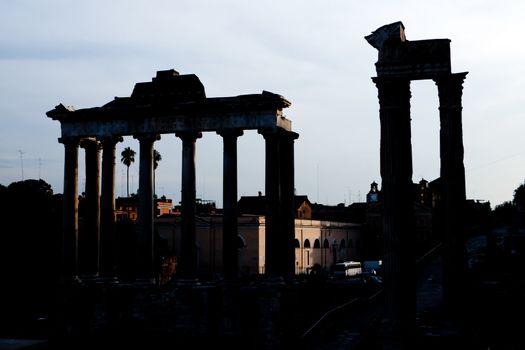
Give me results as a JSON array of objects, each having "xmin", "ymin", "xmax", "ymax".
[
  {"xmin": 362, "ymin": 178, "xmax": 454, "ymax": 258},
  {"xmin": 239, "ymin": 192, "xmax": 367, "ymax": 223},
  {"xmin": 155, "ymin": 214, "xmax": 362, "ymax": 279},
  {"xmin": 366, "ymin": 181, "xmax": 380, "ymax": 203},
  {"xmin": 238, "ymin": 192, "xmax": 312, "ymax": 219},
  {"xmin": 114, "ymin": 196, "xmax": 175, "ymax": 222},
  {"xmin": 115, "ymin": 197, "xmax": 139, "ymax": 222},
  {"xmin": 156, "ymin": 198, "xmax": 174, "ymax": 217}
]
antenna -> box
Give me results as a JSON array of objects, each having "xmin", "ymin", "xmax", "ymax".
[
  {"xmin": 201, "ymin": 174, "xmax": 205, "ymax": 201},
  {"xmin": 316, "ymin": 163, "xmax": 319, "ymax": 203},
  {"xmin": 18, "ymin": 150, "xmax": 25, "ymax": 181}
]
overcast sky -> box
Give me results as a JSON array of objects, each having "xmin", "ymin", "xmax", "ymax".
[{"xmin": 1, "ymin": 0, "xmax": 524, "ymax": 208}]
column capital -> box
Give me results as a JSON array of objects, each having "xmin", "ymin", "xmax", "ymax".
[
  {"xmin": 433, "ymin": 72, "xmax": 468, "ymax": 86},
  {"xmin": 99, "ymin": 135, "xmax": 123, "ymax": 145},
  {"xmin": 176, "ymin": 131, "xmax": 202, "ymax": 141},
  {"xmin": 217, "ymin": 129, "xmax": 244, "ymax": 138},
  {"xmin": 281, "ymin": 130, "xmax": 299, "ymax": 141},
  {"xmin": 258, "ymin": 127, "xmax": 278, "ymax": 137},
  {"xmin": 133, "ymin": 133, "xmax": 161, "ymax": 142},
  {"xmin": 58, "ymin": 136, "xmax": 81, "ymax": 145},
  {"xmin": 258, "ymin": 128, "xmax": 298, "ymax": 140},
  {"xmin": 371, "ymin": 76, "xmax": 411, "ymax": 85},
  {"xmin": 434, "ymin": 72, "xmax": 468, "ymax": 108},
  {"xmin": 79, "ymin": 137, "xmax": 101, "ymax": 150},
  {"xmin": 372, "ymin": 77, "xmax": 411, "ymax": 108}
]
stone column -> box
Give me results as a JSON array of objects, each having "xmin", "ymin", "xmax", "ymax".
[
  {"xmin": 218, "ymin": 129, "xmax": 243, "ymax": 280},
  {"xmin": 134, "ymin": 133, "xmax": 160, "ymax": 283},
  {"xmin": 59, "ymin": 137, "xmax": 80, "ymax": 282},
  {"xmin": 259, "ymin": 129, "xmax": 281, "ymax": 277},
  {"xmin": 280, "ymin": 131, "xmax": 299, "ymax": 279},
  {"xmin": 176, "ymin": 131, "xmax": 202, "ymax": 278},
  {"xmin": 99, "ymin": 136, "xmax": 122, "ymax": 279},
  {"xmin": 435, "ymin": 72, "xmax": 468, "ymax": 308},
  {"xmin": 373, "ymin": 77, "xmax": 415, "ymax": 348},
  {"xmin": 79, "ymin": 138, "xmax": 101, "ymax": 278}
]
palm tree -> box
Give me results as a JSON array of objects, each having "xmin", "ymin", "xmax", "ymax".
[
  {"xmin": 153, "ymin": 149, "xmax": 162, "ymax": 198},
  {"xmin": 121, "ymin": 147, "xmax": 136, "ymax": 197},
  {"xmin": 154, "ymin": 149, "xmax": 162, "ymax": 171}
]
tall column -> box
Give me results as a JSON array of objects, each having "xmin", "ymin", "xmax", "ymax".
[
  {"xmin": 218, "ymin": 129, "xmax": 243, "ymax": 280},
  {"xmin": 373, "ymin": 77, "xmax": 415, "ymax": 348},
  {"xmin": 280, "ymin": 131, "xmax": 299, "ymax": 279},
  {"xmin": 134, "ymin": 133, "xmax": 160, "ymax": 283},
  {"xmin": 435, "ymin": 72, "xmax": 468, "ymax": 308},
  {"xmin": 176, "ymin": 131, "xmax": 202, "ymax": 278},
  {"xmin": 260, "ymin": 129, "xmax": 281, "ymax": 277},
  {"xmin": 79, "ymin": 138, "xmax": 101, "ymax": 277},
  {"xmin": 99, "ymin": 136, "xmax": 122, "ymax": 279},
  {"xmin": 59, "ymin": 137, "xmax": 80, "ymax": 283}
]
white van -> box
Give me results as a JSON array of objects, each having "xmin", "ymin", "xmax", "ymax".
[{"xmin": 332, "ymin": 261, "xmax": 362, "ymax": 278}]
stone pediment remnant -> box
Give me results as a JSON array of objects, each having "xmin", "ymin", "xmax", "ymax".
[
  {"xmin": 46, "ymin": 69, "xmax": 292, "ymax": 137},
  {"xmin": 364, "ymin": 21, "xmax": 406, "ymax": 50},
  {"xmin": 366, "ymin": 21, "xmax": 451, "ymax": 79}
]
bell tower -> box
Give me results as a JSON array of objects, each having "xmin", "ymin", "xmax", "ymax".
[{"xmin": 366, "ymin": 181, "xmax": 380, "ymax": 203}]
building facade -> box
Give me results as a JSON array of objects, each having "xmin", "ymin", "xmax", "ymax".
[{"xmin": 155, "ymin": 215, "xmax": 362, "ymax": 280}]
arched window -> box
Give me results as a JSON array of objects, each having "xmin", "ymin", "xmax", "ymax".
[
  {"xmin": 340, "ymin": 239, "xmax": 346, "ymax": 249},
  {"xmin": 323, "ymin": 238, "xmax": 330, "ymax": 248},
  {"xmin": 237, "ymin": 234, "xmax": 247, "ymax": 248},
  {"xmin": 313, "ymin": 239, "xmax": 320, "ymax": 249},
  {"xmin": 294, "ymin": 238, "xmax": 300, "ymax": 248},
  {"xmin": 304, "ymin": 239, "xmax": 311, "ymax": 249}
]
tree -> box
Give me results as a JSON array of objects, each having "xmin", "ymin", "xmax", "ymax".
[
  {"xmin": 513, "ymin": 181, "xmax": 525, "ymax": 229},
  {"xmin": 513, "ymin": 182, "xmax": 525, "ymax": 207},
  {"xmin": 153, "ymin": 149, "xmax": 162, "ymax": 198},
  {"xmin": 493, "ymin": 201, "xmax": 516, "ymax": 229},
  {"xmin": 492, "ymin": 180, "xmax": 525, "ymax": 230},
  {"xmin": 0, "ymin": 179, "xmax": 61, "ymax": 330},
  {"xmin": 154, "ymin": 149, "xmax": 162, "ymax": 171},
  {"xmin": 121, "ymin": 147, "xmax": 136, "ymax": 197}
]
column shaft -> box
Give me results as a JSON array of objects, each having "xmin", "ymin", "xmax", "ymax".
[
  {"xmin": 99, "ymin": 136, "xmax": 122, "ymax": 279},
  {"xmin": 177, "ymin": 131, "xmax": 202, "ymax": 278},
  {"xmin": 79, "ymin": 138, "xmax": 101, "ymax": 277},
  {"xmin": 261, "ymin": 130, "xmax": 281, "ymax": 277},
  {"xmin": 60, "ymin": 137, "xmax": 79, "ymax": 282},
  {"xmin": 280, "ymin": 131, "xmax": 299, "ymax": 279},
  {"xmin": 134, "ymin": 134, "xmax": 159, "ymax": 283},
  {"xmin": 374, "ymin": 77, "xmax": 415, "ymax": 346},
  {"xmin": 219, "ymin": 129, "xmax": 243, "ymax": 280},
  {"xmin": 435, "ymin": 72, "xmax": 468, "ymax": 308}
]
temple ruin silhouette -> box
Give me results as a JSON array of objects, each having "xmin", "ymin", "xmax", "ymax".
[
  {"xmin": 47, "ymin": 69, "xmax": 299, "ymax": 282},
  {"xmin": 366, "ymin": 21, "xmax": 468, "ymax": 348},
  {"xmin": 43, "ymin": 21, "xmax": 471, "ymax": 349}
]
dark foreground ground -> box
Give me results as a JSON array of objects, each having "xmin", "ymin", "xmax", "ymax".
[{"xmin": 2, "ymin": 233, "xmax": 525, "ymax": 349}]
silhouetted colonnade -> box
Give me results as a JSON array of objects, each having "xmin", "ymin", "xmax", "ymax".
[
  {"xmin": 366, "ymin": 22, "xmax": 468, "ymax": 348},
  {"xmin": 47, "ymin": 69, "xmax": 298, "ymax": 284}
]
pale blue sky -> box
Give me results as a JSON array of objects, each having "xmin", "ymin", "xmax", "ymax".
[{"xmin": 1, "ymin": 0, "xmax": 524, "ymax": 208}]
